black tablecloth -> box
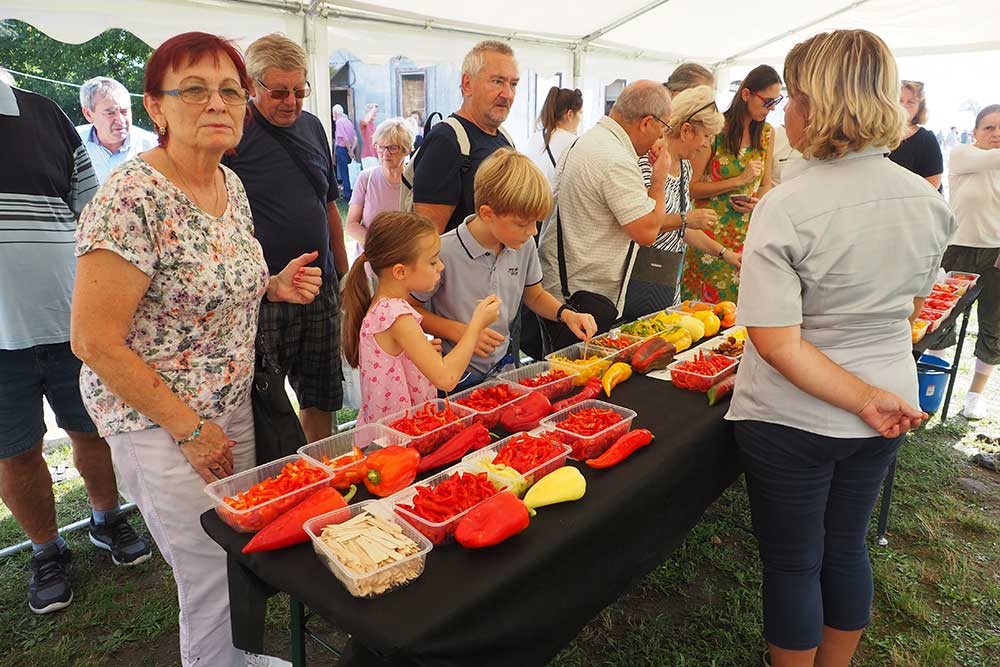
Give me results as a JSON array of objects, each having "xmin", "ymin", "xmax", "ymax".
[{"xmin": 202, "ymin": 375, "xmax": 741, "ymax": 667}]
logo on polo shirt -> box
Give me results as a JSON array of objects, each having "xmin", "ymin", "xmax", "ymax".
[{"xmin": 508, "ymin": 267, "xmax": 519, "ymax": 276}]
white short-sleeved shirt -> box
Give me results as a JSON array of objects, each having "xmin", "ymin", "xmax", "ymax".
[
  {"xmin": 947, "ymin": 143, "xmax": 1000, "ymax": 248},
  {"xmin": 525, "ymin": 128, "xmax": 576, "ymax": 188},
  {"xmin": 538, "ymin": 116, "xmax": 654, "ymax": 308},
  {"xmin": 726, "ymin": 147, "xmax": 956, "ymax": 438}
]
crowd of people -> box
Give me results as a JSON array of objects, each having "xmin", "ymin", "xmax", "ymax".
[{"xmin": 1, "ymin": 24, "xmax": 999, "ymax": 667}]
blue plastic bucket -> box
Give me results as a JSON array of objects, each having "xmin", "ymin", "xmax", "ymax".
[{"xmin": 917, "ymin": 354, "xmax": 951, "ymax": 413}]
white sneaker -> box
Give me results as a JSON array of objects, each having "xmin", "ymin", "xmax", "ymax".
[
  {"xmin": 246, "ymin": 654, "xmax": 292, "ymax": 667},
  {"xmin": 963, "ymin": 392, "xmax": 986, "ymax": 420}
]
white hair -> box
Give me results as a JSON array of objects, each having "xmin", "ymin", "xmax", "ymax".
[
  {"xmin": 373, "ymin": 117, "xmax": 415, "ymax": 154},
  {"xmin": 245, "ymin": 33, "xmax": 308, "ymax": 82},
  {"xmin": 79, "ymin": 76, "xmax": 130, "ymax": 111},
  {"xmin": 332, "ymin": 104, "xmax": 344, "ymax": 116},
  {"xmin": 461, "ymin": 40, "xmax": 515, "ymax": 79},
  {"xmin": 611, "ymin": 80, "xmax": 670, "ymax": 123}
]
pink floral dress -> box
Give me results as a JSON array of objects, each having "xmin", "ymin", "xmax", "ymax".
[{"xmin": 357, "ymin": 298, "xmax": 436, "ymax": 425}]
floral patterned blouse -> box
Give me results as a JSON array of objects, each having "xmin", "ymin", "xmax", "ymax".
[{"xmin": 75, "ymin": 159, "xmax": 269, "ymax": 437}]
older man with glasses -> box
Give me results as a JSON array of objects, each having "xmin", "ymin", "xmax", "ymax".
[
  {"xmin": 223, "ymin": 32, "xmax": 348, "ymax": 444},
  {"xmin": 76, "ymin": 76, "xmax": 158, "ymax": 182}
]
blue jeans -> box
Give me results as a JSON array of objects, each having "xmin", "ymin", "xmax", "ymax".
[
  {"xmin": 335, "ymin": 145, "xmax": 352, "ymax": 200},
  {"xmin": 734, "ymin": 420, "xmax": 903, "ymax": 650}
]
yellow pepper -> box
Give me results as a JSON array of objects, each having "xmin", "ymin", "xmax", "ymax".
[
  {"xmin": 659, "ymin": 325, "xmax": 693, "ymax": 353},
  {"xmin": 523, "ymin": 466, "xmax": 586, "ymax": 509},
  {"xmin": 549, "ymin": 355, "xmax": 612, "ymax": 385},
  {"xmin": 601, "ymin": 362, "xmax": 633, "ymax": 396},
  {"xmin": 482, "ymin": 462, "xmax": 528, "ymax": 497}
]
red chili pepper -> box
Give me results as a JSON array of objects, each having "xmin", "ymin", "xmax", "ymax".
[
  {"xmin": 551, "ymin": 377, "xmax": 602, "ymax": 413},
  {"xmin": 492, "ymin": 432, "xmax": 563, "ymax": 473},
  {"xmin": 455, "ymin": 492, "xmax": 531, "ymax": 548},
  {"xmin": 556, "ymin": 407, "xmax": 622, "ymax": 436},
  {"xmin": 364, "ymin": 445, "xmax": 421, "ymax": 497},
  {"xmin": 520, "ymin": 369, "xmax": 568, "ymax": 388},
  {"xmin": 416, "ymin": 424, "xmax": 492, "ymax": 473},
  {"xmin": 499, "ymin": 391, "xmax": 552, "ymax": 433},
  {"xmin": 585, "ymin": 429, "xmax": 654, "ymax": 468},
  {"xmin": 241, "ymin": 485, "xmax": 357, "ymax": 553}
]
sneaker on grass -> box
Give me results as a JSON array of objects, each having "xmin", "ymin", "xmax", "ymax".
[
  {"xmin": 28, "ymin": 543, "xmax": 73, "ymax": 614},
  {"xmin": 89, "ymin": 512, "xmax": 152, "ymax": 566},
  {"xmin": 963, "ymin": 392, "xmax": 987, "ymax": 421}
]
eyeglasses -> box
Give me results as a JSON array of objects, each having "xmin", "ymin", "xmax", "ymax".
[
  {"xmin": 649, "ymin": 115, "xmax": 673, "ymax": 133},
  {"xmin": 160, "ymin": 85, "xmax": 249, "ymax": 106},
  {"xmin": 753, "ymin": 91, "xmax": 783, "ymax": 110},
  {"xmin": 681, "ymin": 101, "xmax": 718, "ymax": 128},
  {"xmin": 256, "ymin": 79, "xmax": 312, "ymax": 100},
  {"xmin": 375, "ymin": 144, "xmax": 402, "ymax": 154}
]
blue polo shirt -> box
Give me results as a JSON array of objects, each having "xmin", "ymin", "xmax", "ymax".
[
  {"xmin": 76, "ymin": 124, "xmax": 158, "ymax": 183},
  {"xmin": 412, "ymin": 216, "xmax": 543, "ymax": 374}
]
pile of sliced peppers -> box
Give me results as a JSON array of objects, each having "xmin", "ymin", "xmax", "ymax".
[
  {"xmin": 397, "ymin": 472, "xmax": 498, "ymax": 523},
  {"xmin": 223, "ymin": 459, "xmax": 327, "ymax": 510},
  {"xmin": 454, "ymin": 384, "xmax": 520, "ymax": 412},
  {"xmin": 556, "ymin": 407, "xmax": 623, "ymax": 436},
  {"xmin": 492, "ymin": 433, "xmax": 564, "ymax": 474},
  {"xmin": 520, "ymin": 369, "xmax": 569, "ymax": 388},
  {"xmin": 389, "ymin": 401, "xmax": 460, "ymax": 435}
]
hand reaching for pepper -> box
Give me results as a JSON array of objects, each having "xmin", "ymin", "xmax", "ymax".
[{"xmin": 563, "ymin": 310, "xmax": 598, "ymax": 343}]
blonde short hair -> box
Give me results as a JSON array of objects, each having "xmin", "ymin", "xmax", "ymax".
[
  {"xmin": 245, "ymin": 33, "xmax": 308, "ymax": 82},
  {"xmin": 462, "ymin": 40, "xmax": 515, "ymax": 79},
  {"xmin": 373, "ymin": 117, "xmax": 415, "ymax": 154},
  {"xmin": 667, "ymin": 85, "xmax": 724, "ymax": 136},
  {"xmin": 784, "ymin": 30, "xmax": 905, "ymax": 160},
  {"xmin": 474, "ymin": 148, "xmax": 552, "ymax": 220},
  {"xmin": 901, "ymin": 80, "xmax": 928, "ymax": 126}
]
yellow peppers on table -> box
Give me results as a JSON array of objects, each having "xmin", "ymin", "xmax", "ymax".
[
  {"xmin": 659, "ymin": 326, "xmax": 693, "ymax": 353},
  {"xmin": 601, "ymin": 362, "xmax": 633, "ymax": 396},
  {"xmin": 523, "ymin": 466, "xmax": 587, "ymax": 509}
]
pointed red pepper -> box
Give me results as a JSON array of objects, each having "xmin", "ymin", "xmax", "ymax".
[{"xmin": 454, "ymin": 491, "xmax": 531, "ymax": 548}]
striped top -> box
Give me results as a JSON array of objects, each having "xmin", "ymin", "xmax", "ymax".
[
  {"xmin": 0, "ymin": 82, "xmax": 98, "ymax": 349},
  {"xmin": 637, "ymin": 155, "xmax": 692, "ymax": 253}
]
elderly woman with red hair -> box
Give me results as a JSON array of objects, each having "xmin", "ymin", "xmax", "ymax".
[{"xmin": 71, "ymin": 32, "xmax": 319, "ymax": 666}]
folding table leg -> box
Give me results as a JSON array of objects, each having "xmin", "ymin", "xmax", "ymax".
[
  {"xmin": 290, "ymin": 596, "xmax": 307, "ymax": 667},
  {"xmin": 941, "ymin": 310, "xmax": 972, "ymax": 420},
  {"xmin": 875, "ymin": 456, "xmax": 898, "ymax": 547}
]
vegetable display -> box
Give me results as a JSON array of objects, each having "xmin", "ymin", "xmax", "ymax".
[
  {"xmin": 912, "ymin": 320, "xmax": 930, "ymax": 344},
  {"xmin": 416, "ymin": 424, "xmax": 491, "ymax": 473},
  {"xmin": 455, "ymin": 492, "xmax": 531, "ymax": 548},
  {"xmin": 585, "ymin": 429, "xmax": 654, "ymax": 468},
  {"xmin": 520, "ymin": 369, "xmax": 568, "ymax": 388},
  {"xmin": 601, "ymin": 362, "xmax": 632, "ymax": 396},
  {"xmin": 321, "ymin": 448, "xmax": 367, "ymax": 490},
  {"xmin": 523, "ymin": 466, "xmax": 586, "ymax": 509},
  {"xmin": 551, "ymin": 377, "xmax": 603, "ymax": 412},
  {"xmin": 454, "ymin": 384, "xmax": 521, "ymax": 412},
  {"xmin": 548, "ymin": 354, "xmax": 612, "ymax": 384},
  {"xmin": 396, "ymin": 472, "xmax": 500, "ymax": 524},
  {"xmin": 492, "ymin": 432, "xmax": 564, "ymax": 474},
  {"xmin": 629, "ymin": 338, "xmax": 676, "ymax": 374},
  {"xmin": 317, "ymin": 511, "xmax": 424, "ymax": 597},
  {"xmin": 556, "ymin": 407, "xmax": 623, "ymax": 436},
  {"xmin": 499, "ymin": 391, "xmax": 553, "ymax": 433},
  {"xmin": 243, "ymin": 485, "xmax": 356, "ymax": 553},
  {"xmin": 670, "ymin": 352, "xmax": 738, "ymax": 392},
  {"xmin": 364, "ymin": 446, "xmax": 421, "ymax": 497},
  {"xmin": 389, "ymin": 402, "xmax": 461, "ymax": 436},
  {"xmin": 223, "ymin": 459, "xmax": 328, "ymax": 512},
  {"xmin": 713, "ymin": 334, "xmax": 745, "ymax": 358},
  {"xmin": 707, "ymin": 375, "xmax": 737, "ymax": 406}
]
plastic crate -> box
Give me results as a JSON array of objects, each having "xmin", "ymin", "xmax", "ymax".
[
  {"xmin": 449, "ymin": 380, "xmax": 530, "ymax": 429},
  {"xmin": 667, "ymin": 354, "xmax": 738, "ymax": 392},
  {"xmin": 539, "ymin": 399, "xmax": 636, "ymax": 461},
  {"xmin": 545, "ymin": 342, "xmax": 614, "ymax": 385},
  {"xmin": 298, "ymin": 424, "xmax": 410, "ymax": 490},
  {"xmin": 204, "ymin": 455, "xmax": 333, "ymax": 533},
  {"xmin": 462, "ymin": 431, "xmax": 572, "ymax": 496},
  {"xmin": 304, "ymin": 500, "xmax": 432, "ymax": 598},
  {"xmin": 498, "ymin": 361, "xmax": 579, "ymax": 401},
  {"xmin": 378, "ymin": 399, "xmax": 476, "ymax": 456}
]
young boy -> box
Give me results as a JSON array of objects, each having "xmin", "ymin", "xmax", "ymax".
[{"xmin": 411, "ymin": 148, "xmax": 597, "ymax": 390}]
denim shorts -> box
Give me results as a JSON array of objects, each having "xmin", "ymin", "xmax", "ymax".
[{"xmin": 0, "ymin": 342, "xmax": 97, "ymax": 458}]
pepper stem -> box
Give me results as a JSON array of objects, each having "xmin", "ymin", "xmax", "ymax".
[
  {"xmin": 342, "ymin": 484, "xmax": 357, "ymax": 503},
  {"xmin": 367, "ymin": 469, "xmax": 381, "ymax": 485}
]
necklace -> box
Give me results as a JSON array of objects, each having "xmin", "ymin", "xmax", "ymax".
[{"xmin": 165, "ymin": 150, "xmax": 221, "ymax": 215}]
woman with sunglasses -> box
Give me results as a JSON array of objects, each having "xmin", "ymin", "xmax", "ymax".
[
  {"xmin": 888, "ymin": 80, "xmax": 943, "ymax": 191},
  {"xmin": 71, "ymin": 32, "xmax": 321, "ymax": 666},
  {"xmin": 681, "ymin": 64, "xmax": 782, "ymax": 304},
  {"xmin": 345, "ymin": 117, "xmax": 415, "ymax": 257}
]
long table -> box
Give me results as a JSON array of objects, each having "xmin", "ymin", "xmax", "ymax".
[{"xmin": 202, "ymin": 374, "xmax": 741, "ymax": 666}]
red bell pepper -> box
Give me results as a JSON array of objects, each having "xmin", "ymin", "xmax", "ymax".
[
  {"xmin": 364, "ymin": 445, "xmax": 421, "ymax": 497},
  {"xmin": 321, "ymin": 447, "xmax": 366, "ymax": 490},
  {"xmin": 455, "ymin": 492, "xmax": 531, "ymax": 548},
  {"xmin": 499, "ymin": 391, "xmax": 552, "ymax": 433},
  {"xmin": 416, "ymin": 424, "xmax": 492, "ymax": 473},
  {"xmin": 241, "ymin": 485, "xmax": 356, "ymax": 553},
  {"xmin": 630, "ymin": 338, "xmax": 676, "ymax": 374},
  {"xmin": 585, "ymin": 429, "xmax": 654, "ymax": 468},
  {"xmin": 551, "ymin": 377, "xmax": 602, "ymax": 412}
]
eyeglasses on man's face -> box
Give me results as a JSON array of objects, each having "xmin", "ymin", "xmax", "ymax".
[
  {"xmin": 256, "ymin": 79, "xmax": 312, "ymax": 100},
  {"xmin": 649, "ymin": 114, "xmax": 673, "ymax": 133}
]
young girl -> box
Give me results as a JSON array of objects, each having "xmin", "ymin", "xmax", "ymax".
[{"xmin": 342, "ymin": 211, "xmax": 501, "ymax": 425}]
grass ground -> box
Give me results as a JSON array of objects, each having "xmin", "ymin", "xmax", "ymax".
[{"xmin": 2, "ymin": 318, "xmax": 998, "ymax": 667}]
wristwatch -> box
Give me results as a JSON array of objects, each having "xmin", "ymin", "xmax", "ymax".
[
  {"xmin": 717, "ymin": 246, "xmax": 727, "ymax": 259},
  {"xmin": 556, "ymin": 303, "xmax": 576, "ymax": 322}
]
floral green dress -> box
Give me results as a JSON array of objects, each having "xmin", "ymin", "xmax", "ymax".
[{"xmin": 680, "ymin": 124, "xmax": 771, "ymax": 303}]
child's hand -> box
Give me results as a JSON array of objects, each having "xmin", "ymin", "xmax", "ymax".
[
  {"xmin": 429, "ymin": 338, "xmax": 443, "ymax": 354},
  {"xmin": 563, "ymin": 311, "xmax": 598, "ymax": 343},
  {"xmin": 471, "ymin": 295, "xmax": 501, "ymax": 329}
]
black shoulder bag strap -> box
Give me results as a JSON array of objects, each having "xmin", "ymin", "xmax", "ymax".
[
  {"xmin": 545, "ymin": 143, "xmax": 557, "ymax": 168},
  {"xmin": 555, "ymin": 139, "xmax": 581, "ymax": 301},
  {"xmin": 255, "ymin": 111, "xmax": 328, "ymax": 202}
]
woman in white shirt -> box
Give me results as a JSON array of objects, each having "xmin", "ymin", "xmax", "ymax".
[
  {"xmin": 727, "ymin": 30, "xmax": 954, "ymax": 667},
  {"xmin": 525, "ymin": 87, "xmax": 583, "ymax": 187},
  {"xmin": 929, "ymin": 104, "xmax": 1000, "ymax": 419}
]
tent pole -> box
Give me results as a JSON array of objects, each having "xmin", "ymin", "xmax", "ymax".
[{"xmin": 572, "ymin": 47, "xmax": 583, "ymax": 89}]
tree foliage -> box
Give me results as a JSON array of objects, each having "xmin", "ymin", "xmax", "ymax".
[{"xmin": 0, "ymin": 19, "xmax": 154, "ymax": 129}]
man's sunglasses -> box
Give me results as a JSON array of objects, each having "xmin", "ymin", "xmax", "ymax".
[{"xmin": 256, "ymin": 79, "xmax": 312, "ymax": 100}]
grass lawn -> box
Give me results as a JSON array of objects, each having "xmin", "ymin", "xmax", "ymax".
[{"xmin": 2, "ymin": 322, "xmax": 998, "ymax": 666}]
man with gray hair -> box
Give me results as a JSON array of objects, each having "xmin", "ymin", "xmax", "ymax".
[
  {"xmin": 223, "ymin": 32, "xmax": 348, "ymax": 444},
  {"xmin": 76, "ymin": 76, "xmax": 157, "ymax": 182},
  {"xmin": 537, "ymin": 80, "xmax": 711, "ymax": 350},
  {"xmin": 411, "ymin": 40, "xmax": 518, "ymax": 234}
]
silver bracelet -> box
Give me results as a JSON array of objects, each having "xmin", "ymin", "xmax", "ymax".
[{"xmin": 176, "ymin": 418, "xmax": 205, "ymax": 447}]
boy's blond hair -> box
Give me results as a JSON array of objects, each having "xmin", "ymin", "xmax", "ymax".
[{"xmin": 474, "ymin": 148, "xmax": 552, "ymax": 220}]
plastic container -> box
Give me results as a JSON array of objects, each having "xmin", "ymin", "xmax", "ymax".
[
  {"xmin": 205, "ymin": 455, "xmax": 333, "ymax": 533},
  {"xmin": 912, "ymin": 320, "xmax": 930, "ymax": 345},
  {"xmin": 450, "ymin": 380, "xmax": 531, "ymax": 428},
  {"xmin": 667, "ymin": 354, "xmax": 739, "ymax": 392},
  {"xmin": 667, "ymin": 300, "xmax": 717, "ymax": 315},
  {"xmin": 945, "ymin": 271, "xmax": 979, "ymax": 290},
  {"xmin": 461, "ymin": 431, "xmax": 572, "ymax": 496},
  {"xmin": 298, "ymin": 424, "xmax": 410, "ymax": 489},
  {"xmin": 304, "ymin": 500, "xmax": 432, "ymax": 598},
  {"xmin": 919, "ymin": 307, "xmax": 949, "ymax": 332},
  {"xmin": 675, "ymin": 327, "xmax": 746, "ymax": 363},
  {"xmin": 917, "ymin": 354, "xmax": 952, "ymax": 413},
  {"xmin": 546, "ymin": 343, "xmax": 614, "ymax": 385},
  {"xmin": 539, "ymin": 399, "xmax": 637, "ymax": 460},
  {"xmin": 498, "ymin": 361, "xmax": 580, "ymax": 401},
  {"xmin": 386, "ymin": 462, "xmax": 511, "ymax": 545},
  {"xmin": 378, "ymin": 399, "xmax": 476, "ymax": 456},
  {"xmin": 591, "ymin": 331, "xmax": 645, "ymax": 363}
]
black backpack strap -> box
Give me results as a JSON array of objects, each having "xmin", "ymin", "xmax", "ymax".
[
  {"xmin": 253, "ymin": 109, "xmax": 328, "ymax": 202},
  {"xmin": 545, "ymin": 143, "xmax": 557, "ymax": 168}
]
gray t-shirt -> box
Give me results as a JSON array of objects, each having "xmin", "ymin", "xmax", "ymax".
[
  {"xmin": 412, "ymin": 216, "xmax": 543, "ymax": 374},
  {"xmin": 726, "ymin": 147, "xmax": 956, "ymax": 438}
]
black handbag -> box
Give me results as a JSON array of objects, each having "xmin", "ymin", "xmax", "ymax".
[{"xmin": 251, "ymin": 335, "xmax": 306, "ymax": 464}]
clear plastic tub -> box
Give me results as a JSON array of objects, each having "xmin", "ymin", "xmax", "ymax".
[
  {"xmin": 205, "ymin": 455, "xmax": 333, "ymax": 533},
  {"xmin": 298, "ymin": 424, "xmax": 410, "ymax": 490},
  {"xmin": 591, "ymin": 331, "xmax": 645, "ymax": 363},
  {"xmin": 304, "ymin": 500, "xmax": 432, "ymax": 598},
  {"xmin": 386, "ymin": 462, "xmax": 511, "ymax": 545},
  {"xmin": 912, "ymin": 319, "xmax": 930, "ymax": 344},
  {"xmin": 498, "ymin": 361, "xmax": 580, "ymax": 401},
  {"xmin": 461, "ymin": 431, "xmax": 572, "ymax": 496},
  {"xmin": 449, "ymin": 380, "xmax": 531, "ymax": 429},
  {"xmin": 945, "ymin": 271, "xmax": 979, "ymax": 289},
  {"xmin": 378, "ymin": 399, "xmax": 476, "ymax": 456},
  {"xmin": 667, "ymin": 300, "xmax": 718, "ymax": 315},
  {"xmin": 667, "ymin": 354, "xmax": 739, "ymax": 392},
  {"xmin": 546, "ymin": 343, "xmax": 614, "ymax": 385},
  {"xmin": 539, "ymin": 399, "xmax": 637, "ymax": 461},
  {"xmin": 919, "ymin": 307, "xmax": 949, "ymax": 332}
]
